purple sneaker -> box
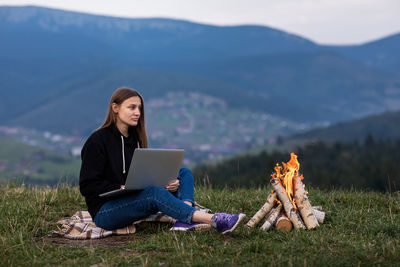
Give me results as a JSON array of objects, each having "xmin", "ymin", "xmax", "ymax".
[
  {"xmin": 170, "ymin": 221, "xmax": 211, "ymax": 232},
  {"xmin": 211, "ymin": 213, "xmax": 246, "ymax": 234}
]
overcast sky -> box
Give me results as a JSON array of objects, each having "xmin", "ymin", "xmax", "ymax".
[{"xmin": 1, "ymin": 0, "xmax": 399, "ymax": 45}]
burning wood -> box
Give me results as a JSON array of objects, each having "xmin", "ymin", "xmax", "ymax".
[
  {"xmin": 294, "ymin": 176, "xmax": 319, "ymax": 229},
  {"xmin": 271, "ymin": 177, "xmax": 305, "ymax": 229},
  {"xmin": 250, "ymin": 153, "xmax": 325, "ymax": 231}
]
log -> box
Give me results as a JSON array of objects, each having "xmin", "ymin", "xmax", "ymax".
[
  {"xmin": 312, "ymin": 208, "xmax": 325, "ymax": 224},
  {"xmin": 260, "ymin": 203, "xmax": 282, "ymax": 231},
  {"xmin": 312, "ymin": 205, "xmax": 323, "ymax": 211},
  {"xmin": 293, "ymin": 176, "xmax": 319, "ymax": 229},
  {"xmin": 271, "ymin": 177, "xmax": 305, "ymax": 229},
  {"xmin": 275, "ymin": 212, "xmax": 292, "ymax": 231},
  {"xmin": 246, "ymin": 192, "xmax": 277, "ymax": 228}
]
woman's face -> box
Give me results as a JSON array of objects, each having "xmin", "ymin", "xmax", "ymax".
[{"xmin": 113, "ymin": 96, "xmax": 142, "ymax": 127}]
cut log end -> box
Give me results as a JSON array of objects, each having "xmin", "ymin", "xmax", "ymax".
[{"xmin": 275, "ymin": 213, "xmax": 292, "ymax": 231}]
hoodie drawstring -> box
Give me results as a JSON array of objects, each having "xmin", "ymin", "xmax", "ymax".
[
  {"xmin": 121, "ymin": 135, "xmax": 126, "ymax": 174},
  {"xmin": 121, "ymin": 135, "xmax": 141, "ymax": 174}
]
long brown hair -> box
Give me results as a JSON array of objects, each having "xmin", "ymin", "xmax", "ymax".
[{"xmin": 98, "ymin": 87, "xmax": 148, "ymax": 148}]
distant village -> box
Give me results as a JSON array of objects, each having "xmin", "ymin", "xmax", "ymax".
[{"xmin": 0, "ymin": 92, "xmax": 312, "ymax": 166}]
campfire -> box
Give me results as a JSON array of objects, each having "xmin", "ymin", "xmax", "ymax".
[{"xmin": 246, "ymin": 153, "xmax": 325, "ymax": 231}]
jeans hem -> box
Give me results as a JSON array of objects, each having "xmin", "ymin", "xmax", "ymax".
[{"xmin": 186, "ymin": 208, "xmax": 196, "ymax": 224}]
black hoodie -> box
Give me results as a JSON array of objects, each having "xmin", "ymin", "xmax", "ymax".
[{"xmin": 79, "ymin": 124, "xmax": 139, "ymax": 218}]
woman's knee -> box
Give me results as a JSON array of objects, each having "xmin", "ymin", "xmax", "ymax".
[{"xmin": 178, "ymin": 168, "xmax": 193, "ymax": 179}]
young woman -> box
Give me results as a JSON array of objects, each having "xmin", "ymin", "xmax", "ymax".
[{"xmin": 79, "ymin": 87, "xmax": 245, "ymax": 234}]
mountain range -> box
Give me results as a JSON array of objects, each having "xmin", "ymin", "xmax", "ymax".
[{"xmin": 0, "ymin": 5, "xmax": 400, "ymax": 138}]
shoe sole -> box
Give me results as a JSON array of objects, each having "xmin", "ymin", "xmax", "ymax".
[
  {"xmin": 170, "ymin": 223, "xmax": 211, "ymax": 232},
  {"xmin": 222, "ymin": 213, "xmax": 246, "ymax": 235}
]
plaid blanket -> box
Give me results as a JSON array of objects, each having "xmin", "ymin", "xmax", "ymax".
[
  {"xmin": 53, "ymin": 210, "xmax": 176, "ymax": 240},
  {"xmin": 53, "ymin": 203, "xmax": 211, "ymax": 240}
]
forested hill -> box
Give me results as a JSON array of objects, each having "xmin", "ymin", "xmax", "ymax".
[
  {"xmin": 0, "ymin": 5, "xmax": 400, "ymax": 136},
  {"xmin": 0, "ymin": 5, "xmax": 317, "ymax": 62},
  {"xmin": 328, "ymin": 33, "xmax": 400, "ymax": 75},
  {"xmin": 193, "ymin": 109, "xmax": 400, "ymax": 191},
  {"xmin": 193, "ymin": 136, "xmax": 400, "ymax": 192},
  {"xmin": 289, "ymin": 109, "xmax": 400, "ymax": 143}
]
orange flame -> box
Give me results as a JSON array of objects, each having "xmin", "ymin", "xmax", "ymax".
[{"xmin": 271, "ymin": 152, "xmax": 303, "ymax": 208}]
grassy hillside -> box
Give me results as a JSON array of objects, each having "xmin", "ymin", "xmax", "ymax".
[
  {"xmin": 1, "ymin": 183, "xmax": 399, "ymax": 266},
  {"xmin": 0, "ymin": 137, "xmax": 80, "ymax": 185}
]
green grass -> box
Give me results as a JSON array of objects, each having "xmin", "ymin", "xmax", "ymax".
[
  {"xmin": 0, "ymin": 184, "xmax": 399, "ymax": 266},
  {"xmin": 0, "ymin": 137, "xmax": 80, "ymax": 184}
]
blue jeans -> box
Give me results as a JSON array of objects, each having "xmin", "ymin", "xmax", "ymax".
[{"xmin": 94, "ymin": 168, "xmax": 197, "ymax": 230}]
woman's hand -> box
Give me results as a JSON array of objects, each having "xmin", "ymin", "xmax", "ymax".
[{"xmin": 165, "ymin": 179, "xmax": 179, "ymax": 192}]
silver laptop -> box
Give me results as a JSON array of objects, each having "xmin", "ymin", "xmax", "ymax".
[{"xmin": 99, "ymin": 148, "xmax": 184, "ymax": 197}]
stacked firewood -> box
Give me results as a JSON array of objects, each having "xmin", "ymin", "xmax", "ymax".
[{"xmin": 246, "ymin": 153, "xmax": 325, "ymax": 231}]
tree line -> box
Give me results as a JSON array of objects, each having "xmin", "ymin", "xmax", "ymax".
[{"xmin": 193, "ymin": 135, "xmax": 400, "ymax": 192}]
